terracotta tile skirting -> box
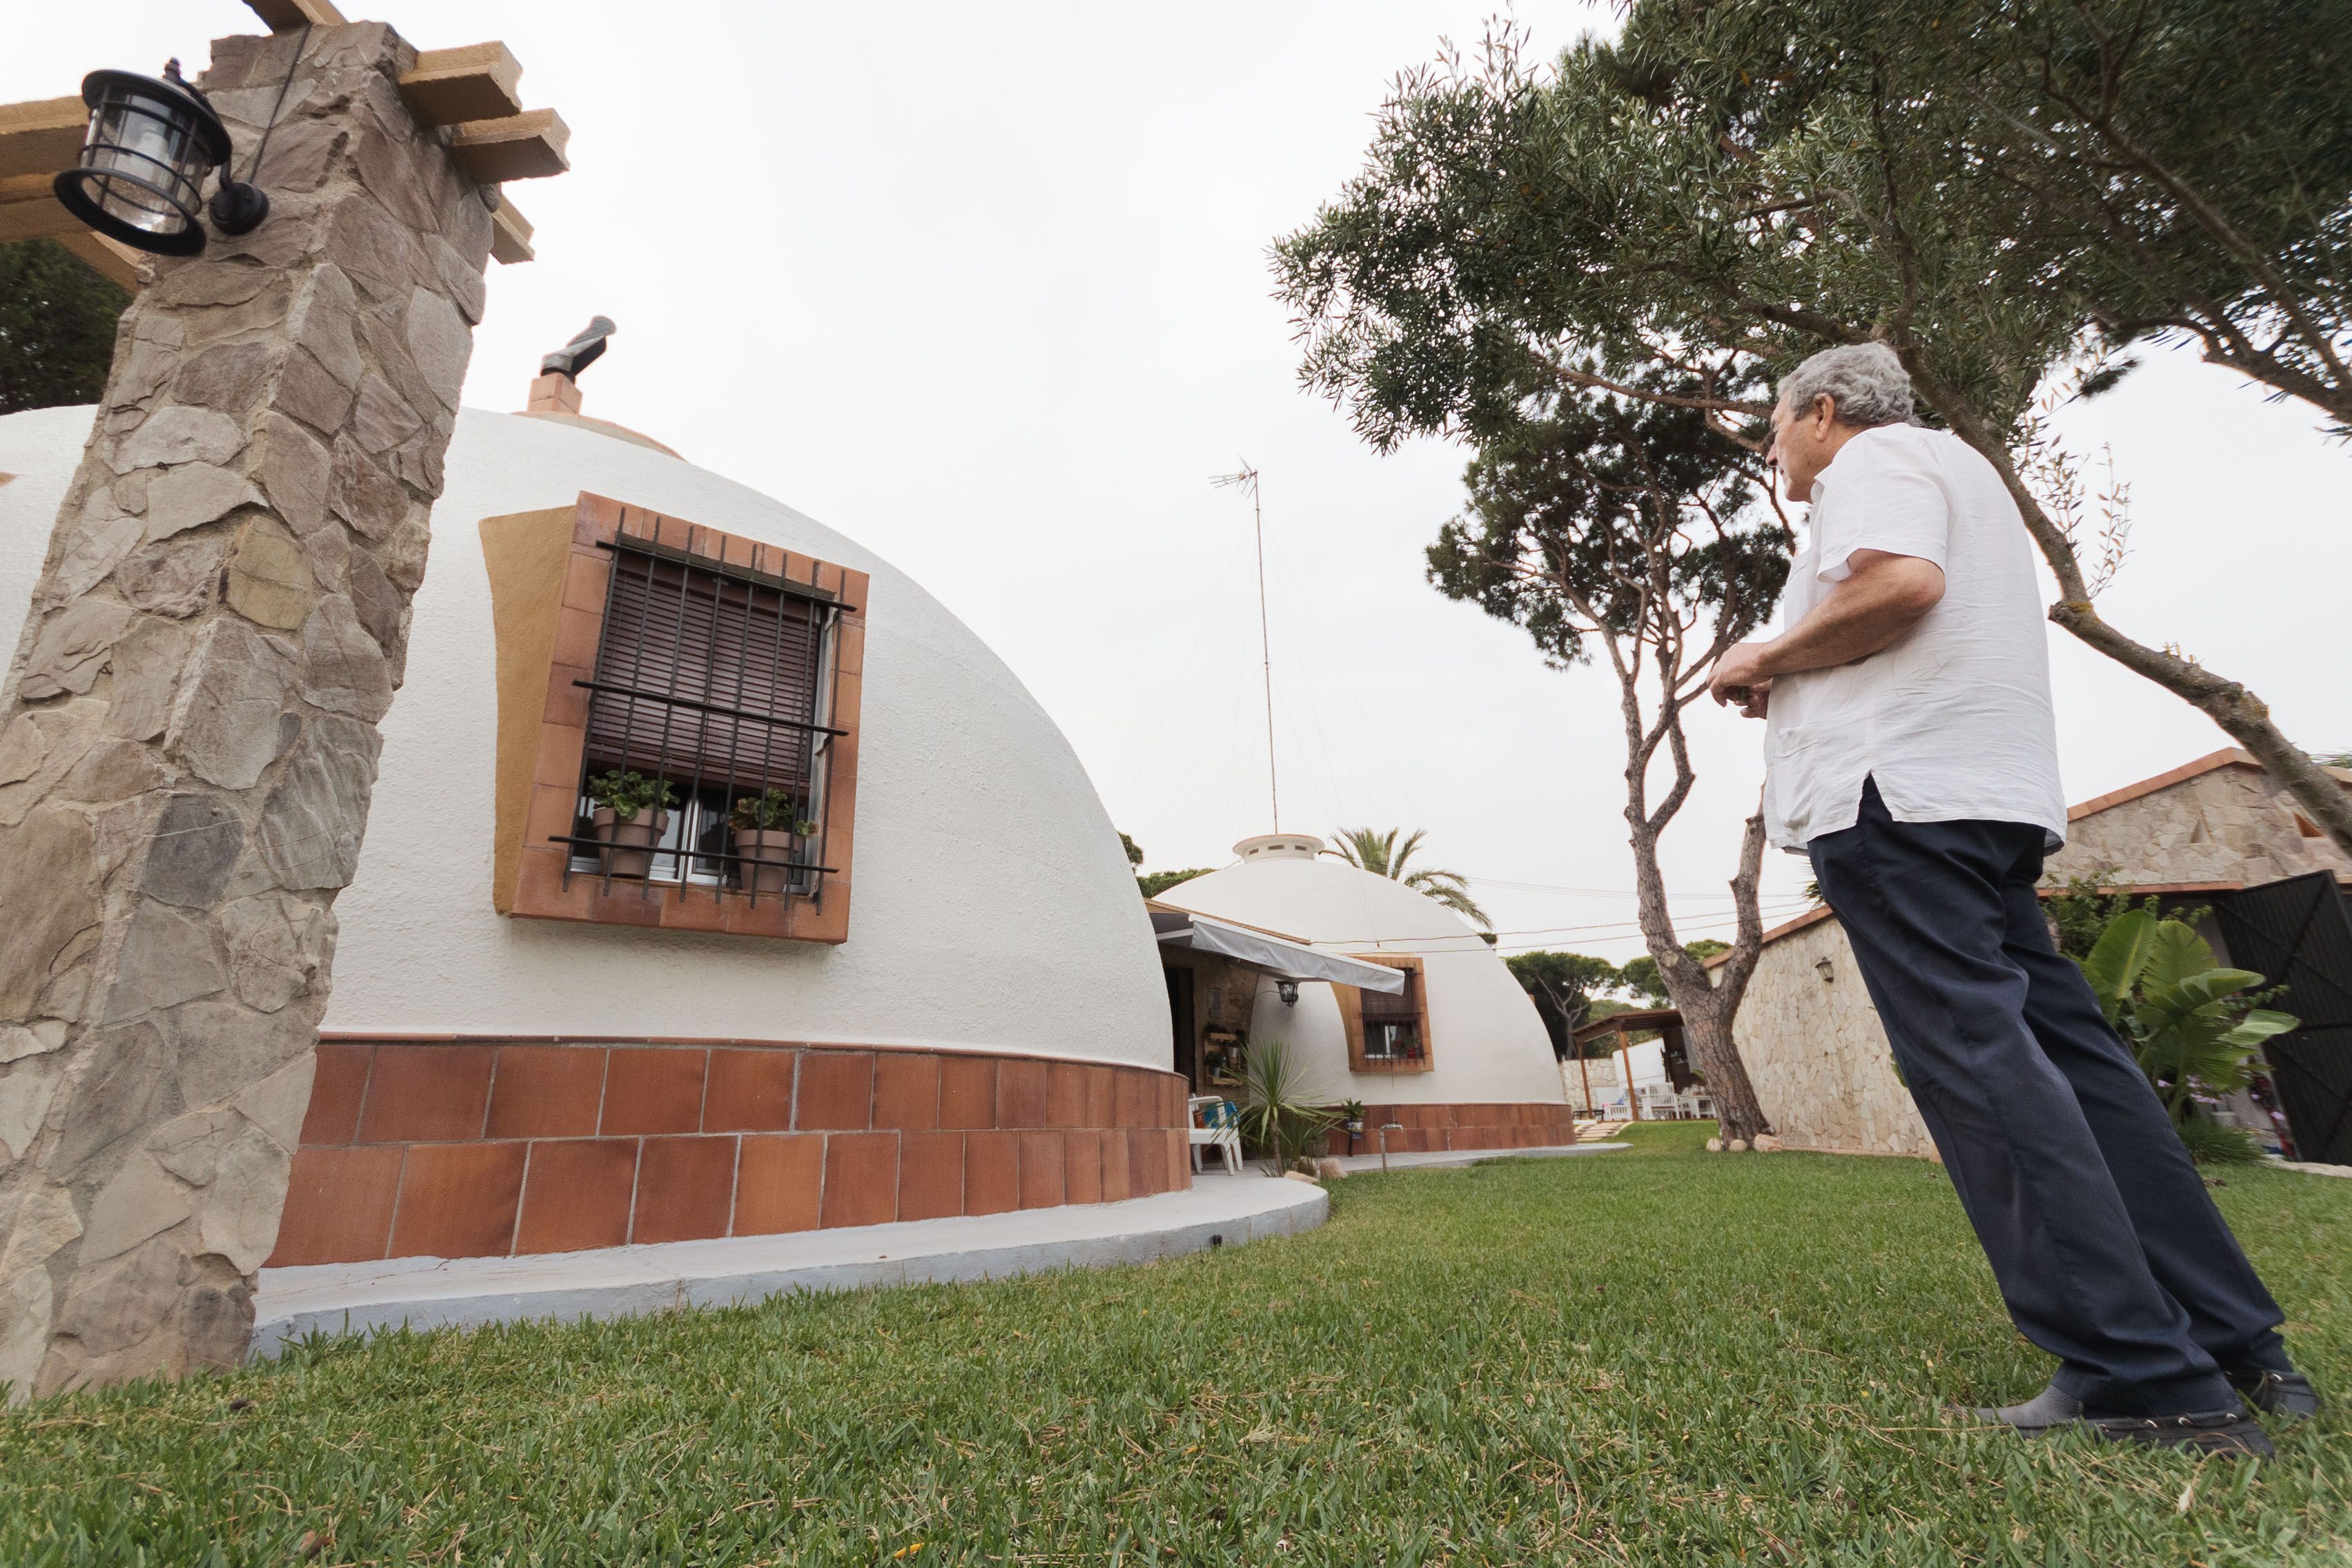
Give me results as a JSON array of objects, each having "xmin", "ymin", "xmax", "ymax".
[
  {"xmin": 1320, "ymin": 1101, "xmax": 1578, "ymax": 1158},
  {"xmin": 269, "ymin": 1041, "xmax": 1192, "ymax": 1267}
]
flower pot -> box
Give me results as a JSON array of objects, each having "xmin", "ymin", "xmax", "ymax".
[
  {"xmin": 733, "ymin": 827, "xmax": 799, "ymax": 894},
  {"xmin": 590, "ymin": 806, "xmax": 668, "ymax": 879}
]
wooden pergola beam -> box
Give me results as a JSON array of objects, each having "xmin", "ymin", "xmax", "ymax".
[
  {"xmin": 399, "ymin": 43, "xmax": 525, "ymax": 127},
  {"xmin": 0, "ymin": 170, "xmax": 75, "ymax": 242},
  {"xmin": 448, "ymin": 108, "xmax": 570, "ymax": 184},
  {"xmin": 0, "ymin": 97, "xmax": 84, "ymax": 182},
  {"xmin": 242, "ymin": 0, "xmax": 349, "ymax": 31},
  {"xmin": 488, "ymin": 197, "xmax": 535, "ymax": 265},
  {"xmin": 0, "ymin": 173, "xmax": 148, "ymax": 288},
  {"xmin": 52, "ymin": 230, "xmax": 148, "ymax": 291}
]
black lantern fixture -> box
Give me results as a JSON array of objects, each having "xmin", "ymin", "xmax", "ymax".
[{"xmin": 51, "ymin": 60, "xmax": 269, "ymax": 257}]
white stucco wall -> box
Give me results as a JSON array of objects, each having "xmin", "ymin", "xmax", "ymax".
[
  {"xmin": 0, "ymin": 404, "xmax": 1171, "ymax": 1068},
  {"xmin": 1157, "ymin": 856, "xmax": 1565, "ymax": 1106}
]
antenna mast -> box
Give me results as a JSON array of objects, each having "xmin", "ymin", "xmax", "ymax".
[{"xmin": 1212, "ymin": 461, "xmax": 1277, "ymax": 832}]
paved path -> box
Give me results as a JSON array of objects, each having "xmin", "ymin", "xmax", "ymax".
[
  {"xmin": 1328, "ymin": 1141, "xmax": 1628, "ymax": 1175},
  {"xmin": 2277, "ymin": 1160, "xmax": 2352, "ymax": 1179},
  {"xmin": 251, "ymin": 1173, "xmax": 1324, "ymax": 1358}
]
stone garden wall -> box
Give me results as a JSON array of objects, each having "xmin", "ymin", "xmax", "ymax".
[
  {"xmin": 1730, "ymin": 914, "xmax": 1936, "ymax": 1159},
  {"xmin": 1729, "ymin": 758, "xmax": 2351, "ymax": 1160}
]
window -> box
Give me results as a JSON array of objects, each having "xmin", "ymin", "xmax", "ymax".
[
  {"xmin": 1359, "ymin": 969, "xmax": 1424, "ymax": 1063},
  {"xmin": 492, "ymin": 493, "xmax": 868, "ymax": 943},
  {"xmin": 565, "ymin": 538, "xmax": 841, "ymax": 903},
  {"xmin": 1337, "ymin": 955, "xmax": 1433, "ymax": 1074}
]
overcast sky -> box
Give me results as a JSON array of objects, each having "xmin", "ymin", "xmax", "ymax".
[{"xmin": 12, "ymin": 3, "xmax": 2349, "ymax": 963}]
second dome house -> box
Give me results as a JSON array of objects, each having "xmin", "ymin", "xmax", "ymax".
[{"xmin": 1153, "ymin": 834, "xmax": 1575, "ymax": 1153}]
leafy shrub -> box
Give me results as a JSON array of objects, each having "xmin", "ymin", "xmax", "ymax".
[{"xmin": 2077, "ymin": 908, "xmax": 2295, "ymax": 1156}]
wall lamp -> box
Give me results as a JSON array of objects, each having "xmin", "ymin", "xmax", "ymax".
[
  {"xmin": 52, "ymin": 61, "xmax": 269, "ymax": 257},
  {"xmin": 1275, "ymin": 979, "xmax": 1300, "ymax": 1007}
]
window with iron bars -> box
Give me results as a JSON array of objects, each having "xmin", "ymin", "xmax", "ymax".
[
  {"xmin": 553, "ymin": 529, "xmax": 850, "ymax": 910},
  {"xmin": 1360, "ymin": 969, "xmax": 1426, "ymax": 1064}
]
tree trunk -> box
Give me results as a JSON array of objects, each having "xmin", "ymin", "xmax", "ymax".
[
  {"xmin": 1626, "ymin": 770, "xmax": 1775, "ymax": 1143},
  {"xmin": 1678, "ymin": 999, "xmax": 1769, "ymax": 1143}
]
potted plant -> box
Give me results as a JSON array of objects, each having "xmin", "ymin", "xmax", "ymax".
[
  {"xmin": 1340, "ymin": 1099, "xmax": 1366, "ymax": 1137},
  {"xmin": 729, "ymin": 788, "xmax": 816, "ymax": 894},
  {"xmin": 585, "ymin": 770, "xmax": 676, "ymax": 878}
]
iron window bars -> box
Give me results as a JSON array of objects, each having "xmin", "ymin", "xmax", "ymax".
[
  {"xmin": 1360, "ymin": 970, "xmax": 1426, "ymax": 1064},
  {"xmin": 549, "ymin": 525, "xmax": 854, "ymax": 912}
]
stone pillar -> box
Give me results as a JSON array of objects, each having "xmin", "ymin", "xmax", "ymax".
[{"xmin": 0, "ymin": 22, "xmax": 491, "ymax": 1397}]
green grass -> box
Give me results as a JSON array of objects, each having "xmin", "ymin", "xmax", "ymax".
[{"xmin": 5, "ymin": 1130, "xmax": 2349, "ymax": 1566}]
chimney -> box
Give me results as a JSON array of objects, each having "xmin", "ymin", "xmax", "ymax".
[
  {"xmin": 526, "ymin": 369, "xmax": 582, "ymax": 415},
  {"xmin": 525, "ymin": 314, "xmax": 616, "ymax": 416}
]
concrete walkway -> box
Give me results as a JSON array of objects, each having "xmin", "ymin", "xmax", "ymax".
[
  {"xmin": 1329, "ymin": 1141, "xmax": 1627, "ymax": 1175},
  {"xmin": 2277, "ymin": 1160, "xmax": 2352, "ymax": 1179},
  {"xmin": 251, "ymin": 1173, "xmax": 1325, "ymax": 1358}
]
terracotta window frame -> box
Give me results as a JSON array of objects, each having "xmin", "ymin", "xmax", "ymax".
[
  {"xmin": 1333, "ymin": 954, "xmax": 1434, "ymax": 1075},
  {"xmin": 484, "ymin": 492, "xmax": 868, "ymax": 943}
]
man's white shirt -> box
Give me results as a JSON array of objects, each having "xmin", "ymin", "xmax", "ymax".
[{"xmin": 1763, "ymin": 423, "xmax": 2067, "ymax": 854}]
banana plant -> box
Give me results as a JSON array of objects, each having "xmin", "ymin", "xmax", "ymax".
[{"xmin": 2077, "ymin": 909, "xmax": 2298, "ymax": 1123}]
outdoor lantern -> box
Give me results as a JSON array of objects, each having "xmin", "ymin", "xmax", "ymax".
[
  {"xmin": 51, "ymin": 61, "xmax": 267, "ymax": 257},
  {"xmin": 1815, "ymin": 956, "xmax": 1835, "ymax": 983},
  {"xmin": 1275, "ymin": 979, "xmax": 1301, "ymax": 1007}
]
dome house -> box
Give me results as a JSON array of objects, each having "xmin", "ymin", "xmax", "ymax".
[
  {"xmin": 0, "ymin": 361, "xmax": 1188, "ymax": 1272},
  {"xmin": 1155, "ymin": 834, "xmax": 1573, "ymax": 1153}
]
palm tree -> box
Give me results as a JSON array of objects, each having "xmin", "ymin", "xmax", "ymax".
[{"xmin": 1326, "ymin": 827, "xmax": 1491, "ymax": 930}]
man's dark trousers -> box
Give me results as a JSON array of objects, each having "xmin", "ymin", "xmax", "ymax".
[{"xmin": 1807, "ymin": 779, "xmax": 2289, "ymax": 1415}]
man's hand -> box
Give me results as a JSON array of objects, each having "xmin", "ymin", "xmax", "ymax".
[{"xmin": 1711, "ymin": 641, "xmax": 1776, "ymax": 716}]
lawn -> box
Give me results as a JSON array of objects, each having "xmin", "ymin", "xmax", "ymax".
[{"xmin": 4, "ymin": 1123, "xmax": 2348, "ymax": 1567}]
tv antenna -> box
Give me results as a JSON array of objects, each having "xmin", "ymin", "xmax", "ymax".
[{"xmin": 1211, "ymin": 460, "xmax": 1277, "ymax": 832}]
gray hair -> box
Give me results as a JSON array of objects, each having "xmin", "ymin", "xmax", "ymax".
[{"xmin": 1776, "ymin": 342, "xmax": 1917, "ymax": 429}]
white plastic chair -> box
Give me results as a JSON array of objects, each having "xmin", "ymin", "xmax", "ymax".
[{"xmin": 1188, "ymin": 1095, "xmax": 1242, "ymax": 1175}]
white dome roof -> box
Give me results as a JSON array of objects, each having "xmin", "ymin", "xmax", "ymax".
[
  {"xmin": 1158, "ymin": 852, "xmax": 1564, "ymax": 1106},
  {"xmin": 0, "ymin": 404, "xmax": 1170, "ymax": 1068},
  {"xmin": 1166, "ymin": 851, "xmax": 1494, "ymax": 950}
]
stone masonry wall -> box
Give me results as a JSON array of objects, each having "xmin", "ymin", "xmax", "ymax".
[
  {"xmin": 2046, "ymin": 763, "xmax": 2352, "ymax": 890},
  {"xmin": 0, "ymin": 23, "xmax": 491, "ymax": 1397},
  {"xmin": 1732, "ymin": 762, "xmax": 2350, "ymax": 1159},
  {"xmin": 1730, "ymin": 914, "xmax": 1936, "ymax": 1159}
]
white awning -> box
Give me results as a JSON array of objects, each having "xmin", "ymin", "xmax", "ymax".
[{"xmin": 1151, "ymin": 910, "xmax": 1406, "ymax": 993}]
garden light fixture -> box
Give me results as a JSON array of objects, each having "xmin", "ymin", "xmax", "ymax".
[
  {"xmin": 51, "ymin": 61, "xmax": 268, "ymax": 257},
  {"xmin": 1275, "ymin": 979, "xmax": 1300, "ymax": 1007}
]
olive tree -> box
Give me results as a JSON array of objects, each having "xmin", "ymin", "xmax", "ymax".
[{"xmin": 1275, "ymin": 8, "xmax": 2352, "ymax": 855}]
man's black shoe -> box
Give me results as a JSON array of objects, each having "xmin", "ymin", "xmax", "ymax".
[
  {"xmin": 1961, "ymin": 1384, "xmax": 2084, "ymax": 1435},
  {"xmin": 2228, "ymin": 1368, "xmax": 2320, "ymax": 1420},
  {"xmin": 2084, "ymin": 1408, "xmax": 2275, "ymax": 1458},
  {"xmin": 1959, "ymin": 1384, "xmax": 2273, "ymax": 1456}
]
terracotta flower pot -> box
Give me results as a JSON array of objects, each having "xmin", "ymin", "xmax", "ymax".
[
  {"xmin": 591, "ymin": 806, "xmax": 668, "ymax": 879},
  {"xmin": 733, "ymin": 827, "xmax": 798, "ymax": 894}
]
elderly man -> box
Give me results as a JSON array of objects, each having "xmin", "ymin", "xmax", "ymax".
[{"xmin": 1710, "ymin": 342, "xmax": 2314, "ymax": 1457}]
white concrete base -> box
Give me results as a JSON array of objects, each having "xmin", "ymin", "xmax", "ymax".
[
  {"xmin": 1330, "ymin": 1141, "xmax": 1627, "ymax": 1175},
  {"xmin": 2276, "ymin": 1160, "xmax": 2352, "ymax": 1179},
  {"xmin": 249, "ymin": 1173, "xmax": 1326, "ymax": 1358}
]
